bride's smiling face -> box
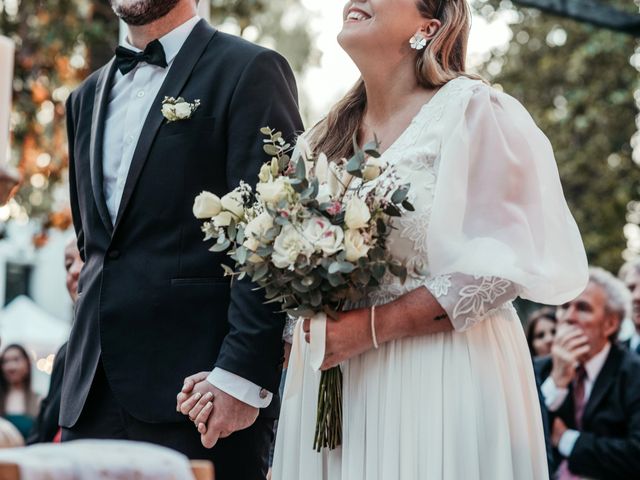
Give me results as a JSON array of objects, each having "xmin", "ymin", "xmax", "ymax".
[{"xmin": 338, "ymin": 0, "xmax": 426, "ymax": 58}]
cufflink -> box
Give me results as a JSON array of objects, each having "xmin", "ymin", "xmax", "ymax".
[{"xmin": 259, "ymin": 388, "xmax": 268, "ymax": 399}]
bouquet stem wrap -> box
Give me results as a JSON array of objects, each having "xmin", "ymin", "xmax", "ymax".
[{"xmin": 308, "ymin": 313, "xmax": 342, "ymax": 451}]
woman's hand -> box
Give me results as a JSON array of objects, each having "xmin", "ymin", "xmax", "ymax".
[{"xmin": 302, "ymin": 309, "xmax": 374, "ymax": 370}]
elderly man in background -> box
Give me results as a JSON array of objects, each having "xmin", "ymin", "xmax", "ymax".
[
  {"xmin": 535, "ymin": 267, "xmax": 640, "ymax": 479},
  {"xmin": 619, "ymin": 258, "xmax": 640, "ymax": 355},
  {"xmin": 27, "ymin": 237, "xmax": 83, "ymax": 444}
]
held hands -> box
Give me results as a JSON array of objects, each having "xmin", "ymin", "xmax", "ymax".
[
  {"xmin": 302, "ymin": 308, "xmax": 378, "ymax": 370},
  {"xmin": 176, "ymin": 371, "xmax": 259, "ymax": 449},
  {"xmin": 550, "ymin": 323, "xmax": 590, "ymax": 389}
]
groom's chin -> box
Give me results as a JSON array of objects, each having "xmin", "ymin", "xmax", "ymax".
[{"xmin": 111, "ymin": 0, "xmax": 181, "ymax": 26}]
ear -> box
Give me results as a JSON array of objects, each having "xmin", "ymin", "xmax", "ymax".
[
  {"xmin": 422, "ymin": 19, "xmax": 442, "ymax": 40},
  {"xmin": 602, "ymin": 311, "xmax": 621, "ymax": 339}
]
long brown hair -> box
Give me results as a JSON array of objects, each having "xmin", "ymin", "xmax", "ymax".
[
  {"xmin": 308, "ymin": 0, "xmax": 476, "ymax": 159},
  {"xmin": 0, "ymin": 344, "xmax": 39, "ymax": 417}
]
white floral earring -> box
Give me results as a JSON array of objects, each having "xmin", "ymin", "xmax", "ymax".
[{"xmin": 409, "ymin": 31, "xmax": 428, "ymax": 51}]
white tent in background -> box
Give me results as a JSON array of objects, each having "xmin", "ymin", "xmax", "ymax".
[
  {"xmin": 0, "ymin": 295, "xmax": 70, "ymax": 395},
  {"xmin": 0, "ymin": 295, "xmax": 69, "ymax": 356}
]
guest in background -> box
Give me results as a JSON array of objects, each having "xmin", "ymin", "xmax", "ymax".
[
  {"xmin": 28, "ymin": 237, "xmax": 83, "ymax": 444},
  {"xmin": 535, "ymin": 267, "xmax": 640, "ymax": 479},
  {"xmin": 619, "ymin": 258, "xmax": 640, "ymax": 355},
  {"xmin": 526, "ymin": 307, "xmax": 557, "ymax": 358},
  {"xmin": 0, "ymin": 344, "xmax": 41, "ymax": 439}
]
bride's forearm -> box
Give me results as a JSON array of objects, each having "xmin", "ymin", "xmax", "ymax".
[{"xmin": 376, "ymin": 287, "xmax": 453, "ymax": 344}]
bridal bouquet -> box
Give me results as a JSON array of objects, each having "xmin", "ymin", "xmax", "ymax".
[{"xmin": 193, "ymin": 128, "xmax": 413, "ymax": 450}]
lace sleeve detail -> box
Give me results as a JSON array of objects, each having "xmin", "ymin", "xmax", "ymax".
[{"xmin": 424, "ymin": 274, "xmax": 520, "ymax": 331}]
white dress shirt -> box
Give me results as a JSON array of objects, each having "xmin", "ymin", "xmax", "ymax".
[
  {"xmin": 102, "ymin": 16, "xmax": 272, "ymax": 409},
  {"xmin": 541, "ymin": 342, "xmax": 611, "ymax": 457},
  {"xmin": 630, "ymin": 331, "xmax": 640, "ymax": 353}
]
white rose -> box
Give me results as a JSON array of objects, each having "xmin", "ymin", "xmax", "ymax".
[
  {"xmin": 303, "ymin": 217, "xmax": 344, "ymax": 255},
  {"xmin": 174, "ymin": 102, "xmax": 192, "ymax": 119},
  {"xmin": 245, "ymin": 211, "xmax": 274, "ymax": 241},
  {"xmin": 193, "ymin": 191, "xmax": 222, "ymax": 219},
  {"xmin": 344, "ymin": 229, "xmax": 370, "ymax": 262},
  {"xmin": 271, "ymin": 224, "xmax": 314, "ymax": 269},
  {"xmin": 213, "ymin": 211, "xmax": 235, "ymax": 227},
  {"xmin": 362, "ymin": 157, "xmax": 388, "ymax": 182},
  {"xmin": 345, "ymin": 196, "xmax": 371, "ymax": 230},
  {"xmin": 256, "ymin": 177, "xmax": 291, "ymax": 205},
  {"xmin": 161, "ymin": 104, "xmax": 178, "ymax": 122},
  {"xmin": 221, "ymin": 190, "xmax": 245, "ymax": 218}
]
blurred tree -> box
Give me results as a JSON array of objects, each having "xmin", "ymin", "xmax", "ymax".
[
  {"xmin": 473, "ymin": 0, "xmax": 640, "ymax": 272},
  {"xmin": 209, "ymin": 0, "xmax": 316, "ymax": 74},
  {"xmin": 0, "ymin": 0, "xmax": 313, "ymax": 233},
  {"xmin": 0, "ymin": 0, "xmax": 117, "ymax": 227}
]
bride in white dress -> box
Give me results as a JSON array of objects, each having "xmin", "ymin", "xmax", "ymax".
[{"xmin": 272, "ymin": 0, "xmax": 588, "ymax": 479}]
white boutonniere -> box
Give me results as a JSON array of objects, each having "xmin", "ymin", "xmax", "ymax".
[{"xmin": 161, "ymin": 96, "xmax": 201, "ymax": 122}]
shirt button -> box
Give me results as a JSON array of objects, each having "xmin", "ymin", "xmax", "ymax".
[
  {"xmin": 137, "ymin": 90, "xmax": 145, "ymax": 98},
  {"xmin": 259, "ymin": 388, "xmax": 268, "ymax": 399}
]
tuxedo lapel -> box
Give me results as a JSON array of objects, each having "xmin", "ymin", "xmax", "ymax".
[
  {"xmin": 582, "ymin": 346, "xmax": 622, "ymax": 427},
  {"xmin": 112, "ymin": 19, "xmax": 216, "ymax": 235},
  {"xmin": 89, "ymin": 58, "xmax": 117, "ymax": 235}
]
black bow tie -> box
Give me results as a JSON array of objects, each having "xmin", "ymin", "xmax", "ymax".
[{"xmin": 115, "ymin": 39, "xmax": 168, "ymax": 75}]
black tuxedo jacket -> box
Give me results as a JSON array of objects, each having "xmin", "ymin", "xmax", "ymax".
[
  {"xmin": 61, "ymin": 19, "xmax": 304, "ymax": 427},
  {"xmin": 534, "ymin": 345, "xmax": 640, "ymax": 479}
]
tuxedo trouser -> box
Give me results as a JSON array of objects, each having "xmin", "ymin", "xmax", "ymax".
[{"xmin": 62, "ymin": 360, "xmax": 274, "ymax": 480}]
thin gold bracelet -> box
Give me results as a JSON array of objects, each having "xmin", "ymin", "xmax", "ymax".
[{"xmin": 371, "ymin": 305, "xmax": 379, "ymax": 349}]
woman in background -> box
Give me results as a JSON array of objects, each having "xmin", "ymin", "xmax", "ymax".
[
  {"xmin": 526, "ymin": 308, "xmax": 557, "ymax": 358},
  {"xmin": 0, "ymin": 344, "xmax": 41, "ymax": 439}
]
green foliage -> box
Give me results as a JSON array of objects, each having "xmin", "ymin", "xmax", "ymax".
[{"xmin": 474, "ymin": 0, "xmax": 640, "ymax": 272}]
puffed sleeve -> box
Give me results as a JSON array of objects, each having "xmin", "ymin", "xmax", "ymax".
[{"xmin": 423, "ymin": 83, "xmax": 588, "ymax": 331}]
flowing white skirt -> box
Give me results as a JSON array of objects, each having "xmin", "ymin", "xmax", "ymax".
[{"xmin": 272, "ymin": 305, "xmax": 549, "ymax": 480}]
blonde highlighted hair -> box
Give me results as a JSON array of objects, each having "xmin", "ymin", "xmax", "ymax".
[{"xmin": 308, "ymin": 0, "xmax": 478, "ymax": 159}]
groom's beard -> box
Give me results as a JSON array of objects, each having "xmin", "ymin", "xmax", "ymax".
[{"xmin": 111, "ymin": 0, "xmax": 181, "ymax": 26}]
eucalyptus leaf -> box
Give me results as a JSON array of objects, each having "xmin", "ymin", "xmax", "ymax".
[
  {"xmin": 264, "ymin": 144, "xmax": 280, "ymax": 157},
  {"xmin": 391, "ymin": 187, "xmax": 409, "ymax": 204},
  {"xmin": 209, "ymin": 239, "xmax": 230, "ymax": 252},
  {"xmin": 402, "ymin": 200, "xmax": 415, "ymax": 212},
  {"xmin": 260, "ymin": 127, "xmax": 273, "ymax": 135}
]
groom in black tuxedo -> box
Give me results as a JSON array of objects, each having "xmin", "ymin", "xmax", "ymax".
[{"xmin": 60, "ymin": 1, "xmax": 303, "ymax": 478}]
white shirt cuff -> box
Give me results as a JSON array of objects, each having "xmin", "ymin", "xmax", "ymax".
[
  {"xmin": 207, "ymin": 368, "xmax": 273, "ymax": 409},
  {"xmin": 541, "ymin": 376, "xmax": 569, "ymax": 412},
  {"xmin": 558, "ymin": 429, "xmax": 580, "ymax": 458}
]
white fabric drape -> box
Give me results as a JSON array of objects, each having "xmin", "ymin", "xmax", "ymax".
[{"xmin": 0, "ymin": 440, "xmax": 195, "ymax": 480}]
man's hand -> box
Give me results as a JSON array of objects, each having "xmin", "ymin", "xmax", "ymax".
[
  {"xmin": 551, "ymin": 417, "xmax": 568, "ymax": 448},
  {"xmin": 550, "ymin": 324, "xmax": 590, "ymax": 389},
  {"xmin": 198, "ymin": 387, "xmax": 259, "ymax": 449}
]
